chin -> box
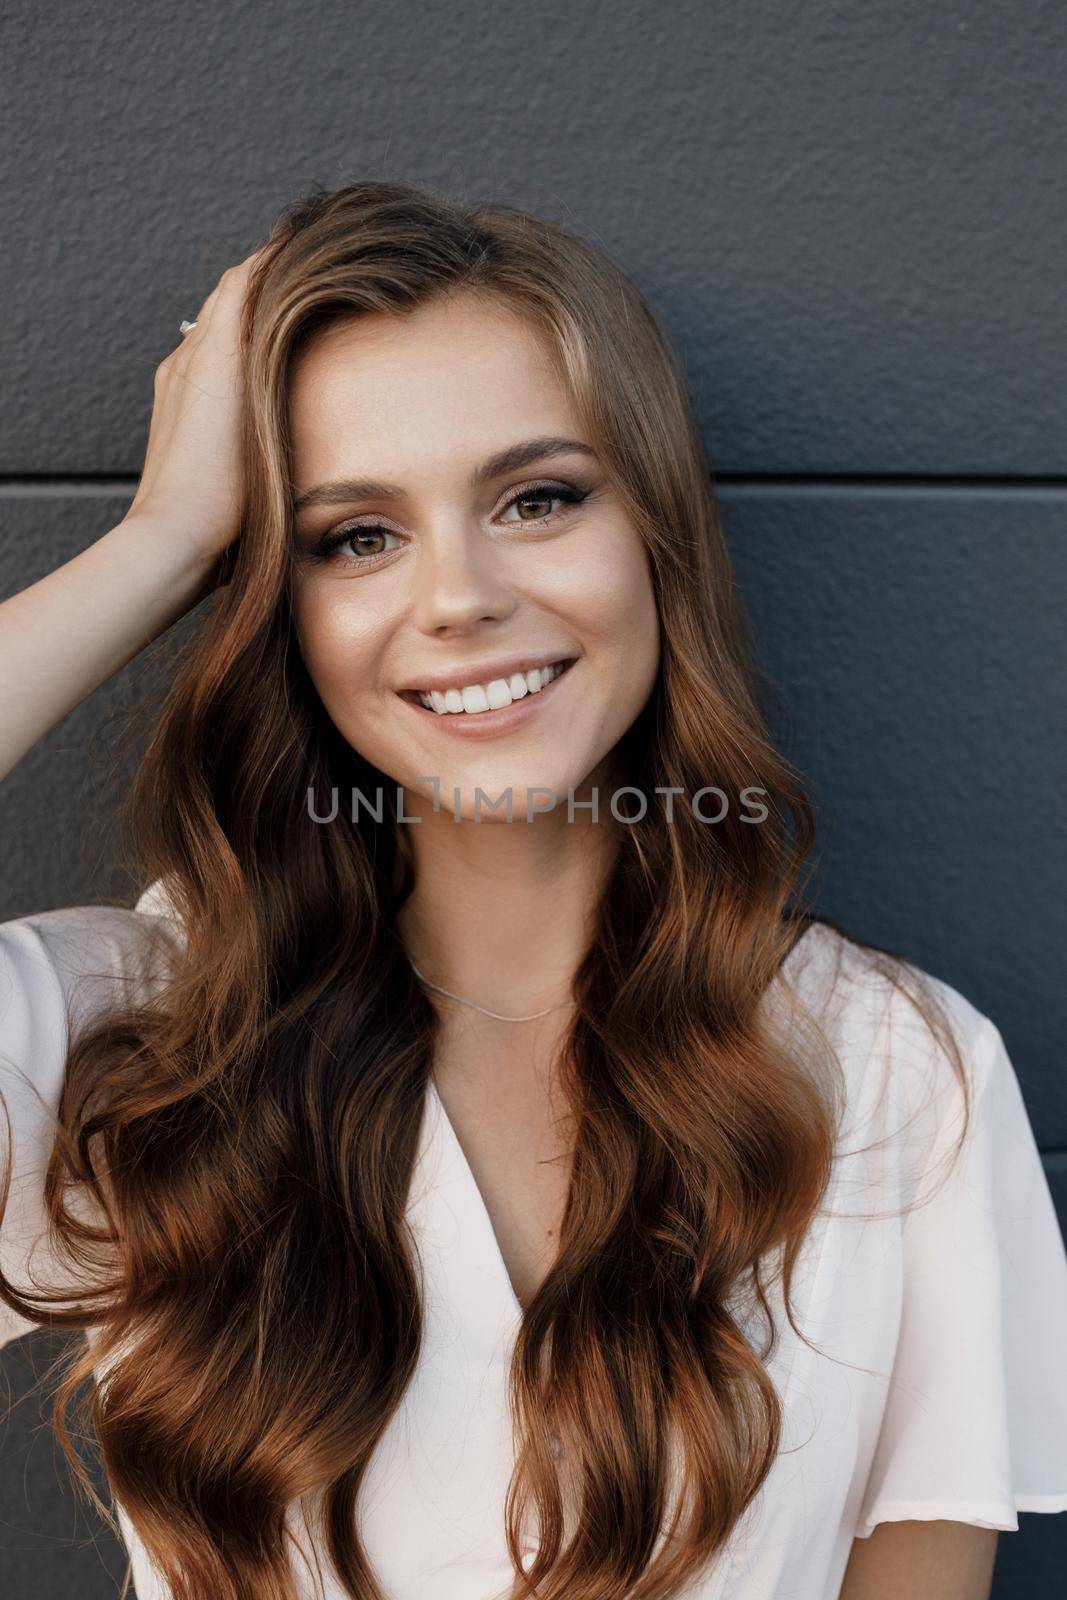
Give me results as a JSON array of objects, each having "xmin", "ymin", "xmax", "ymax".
[{"xmin": 392, "ymin": 754, "xmax": 601, "ymax": 821}]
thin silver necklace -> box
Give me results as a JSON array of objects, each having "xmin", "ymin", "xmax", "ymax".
[{"xmin": 409, "ymin": 959, "xmax": 577, "ymax": 1023}]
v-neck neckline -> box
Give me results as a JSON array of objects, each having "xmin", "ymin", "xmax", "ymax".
[
  {"xmin": 425, "ymin": 1073, "xmax": 528, "ymax": 1329},
  {"xmin": 418, "ymin": 922, "xmax": 822, "ymax": 1339}
]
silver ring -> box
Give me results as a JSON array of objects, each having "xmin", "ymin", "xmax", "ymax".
[{"xmin": 179, "ymin": 319, "xmax": 198, "ymax": 337}]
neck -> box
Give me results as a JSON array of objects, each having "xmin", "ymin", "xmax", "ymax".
[{"xmin": 395, "ymin": 774, "xmax": 621, "ymax": 1015}]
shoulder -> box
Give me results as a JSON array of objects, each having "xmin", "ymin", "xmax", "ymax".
[
  {"xmin": 0, "ymin": 892, "xmax": 179, "ymax": 1063},
  {"xmin": 775, "ymin": 918, "xmax": 1006, "ymax": 1195},
  {"xmin": 0, "ymin": 885, "xmax": 181, "ymax": 1136},
  {"xmin": 0, "ymin": 888, "xmax": 177, "ymax": 1347},
  {"xmin": 778, "ymin": 914, "xmax": 992, "ymax": 1066}
]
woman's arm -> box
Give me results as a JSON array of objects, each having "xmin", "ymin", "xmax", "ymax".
[
  {"xmin": 838, "ymin": 1520, "xmax": 998, "ymax": 1600},
  {"xmin": 0, "ymin": 250, "xmax": 261, "ymax": 786},
  {"xmin": 0, "ymin": 514, "xmax": 220, "ymax": 783}
]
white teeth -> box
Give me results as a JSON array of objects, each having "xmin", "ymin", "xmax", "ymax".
[
  {"xmin": 461, "ymin": 684, "xmax": 489, "ymax": 713},
  {"xmin": 415, "ymin": 660, "xmax": 569, "ymax": 714}
]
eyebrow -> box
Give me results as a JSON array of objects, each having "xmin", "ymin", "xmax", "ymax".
[{"xmin": 291, "ymin": 435, "xmax": 598, "ymax": 514}]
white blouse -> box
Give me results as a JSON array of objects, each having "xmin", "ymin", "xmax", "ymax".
[{"xmin": 2, "ymin": 884, "xmax": 1067, "ymax": 1600}]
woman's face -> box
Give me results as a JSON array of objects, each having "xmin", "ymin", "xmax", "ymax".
[{"xmin": 288, "ymin": 291, "xmax": 660, "ymax": 819}]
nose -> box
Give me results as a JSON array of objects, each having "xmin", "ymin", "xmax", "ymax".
[{"xmin": 408, "ymin": 520, "xmax": 517, "ymax": 635}]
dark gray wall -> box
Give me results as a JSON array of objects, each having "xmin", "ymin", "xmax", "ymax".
[{"xmin": 1, "ymin": 1, "xmax": 1064, "ymax": 1594}]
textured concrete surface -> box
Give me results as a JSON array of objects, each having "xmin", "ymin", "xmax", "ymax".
[
  {"xmin": 0, "ymin": 0, "xmax": 1065, "ymax": 476},
  {"xmin": 1, "ymin": 0, "xmax": 1064, "ymax": 1593}
]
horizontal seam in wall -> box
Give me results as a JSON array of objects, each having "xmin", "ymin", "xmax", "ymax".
[
  {"xmin": 718, "ymin": 473, "xmax": 1067, "ymax": 492},
  {"xmin": 2, "ymin": 473, "xmax": 1067, "ymax": 500}
]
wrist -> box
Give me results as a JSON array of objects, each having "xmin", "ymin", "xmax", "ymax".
[{"xmin": 113, "ymin": 510, "xmax": 234, "ymax": 581}]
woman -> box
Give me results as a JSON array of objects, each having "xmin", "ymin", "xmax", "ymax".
[{"xmin": 1, "ymin": 180, "xmax": 1065, "ymax": 1600}]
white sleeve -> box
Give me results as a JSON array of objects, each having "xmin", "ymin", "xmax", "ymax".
[
  {"xmin": 0, "ymin": 905, "xmax": 176, "ymax": 1350},
  {"xmin": 855, "ymin": 1015, "xmax": 1067, "ymax": 1536},
  {"xmin": 0, "ymin": 916, "xmax": 74, "ymax": 1349}
]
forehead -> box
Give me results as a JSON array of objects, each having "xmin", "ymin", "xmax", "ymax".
[{"xmin": 288, "ymin": 293, "xmax": 577, "ymax": 479}]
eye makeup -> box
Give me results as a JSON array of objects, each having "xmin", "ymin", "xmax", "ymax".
[{"xmin": 300, "ymin": 479, "xmax": 593, "ymax": 569}]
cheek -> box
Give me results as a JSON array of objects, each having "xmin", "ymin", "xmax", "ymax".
[
  {"xmin": 292, "ymin": 585, "xmax": 384, "ymax": 705},
  {"xmin": 575, "ymin": 535, "xmax": 660, "ymax": 687}
]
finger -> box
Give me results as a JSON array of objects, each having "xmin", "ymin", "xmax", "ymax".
[
  {"xmin": 173, "ymin": 245, "xmax": 267, "ymax": 358},
  {"xmin": 172, "ymin": 276, "xmax": 231, "ymax": 357},
  {"xmin": 195, "ymin": 248, "xmax": 267, "ymax": 336},
  {"xmin": 182, "ymin": 250, "xmax": 254, "ymax": 334},
  {"xmin": 168, "ymin": 286, "xmax": 220, "ymax": 358}
]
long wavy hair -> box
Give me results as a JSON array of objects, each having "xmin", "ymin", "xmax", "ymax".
[{"xmin": 0, "ymin": 179, "xmax": 969, "ymax": 1600}]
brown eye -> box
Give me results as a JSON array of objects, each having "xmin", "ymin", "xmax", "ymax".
[
  {"xmin": 515, "ymin": 491, "xmax": 556, "ymax": 520},
  {"xmin": 348, "ymin": 530, "xmax": 389, "ymax": 555},
  {"xmin": 312, "ymin": 525, "xmax": 404, "ymax": 563},
  {"xmin": 307, "ymin": 481, "xmax": 588, "ymax": 567},
  {"xmin": 498, "ymin": 483, "xmax": 588, "ymax": 524}
]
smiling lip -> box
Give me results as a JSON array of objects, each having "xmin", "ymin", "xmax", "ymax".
[
  {"xmin": 399, "ymin": 651, "xmax": 578, "ymax": 697},
  {"xmin": 397, "ymin": 657, "xmax": 578, "ymax": 740}
]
